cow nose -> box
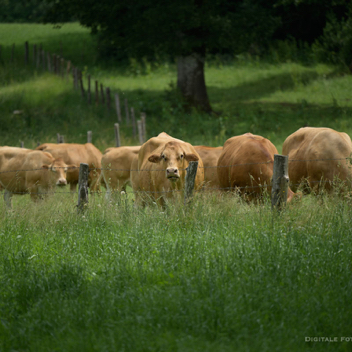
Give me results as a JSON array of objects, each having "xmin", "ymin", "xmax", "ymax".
[
  {"xmin": 56, "ymin": 178, "xmax": 67, "ymax": 186},
  {"xmin": 167, "ymin": 168, "xmax": 178, "ymax": 175}
]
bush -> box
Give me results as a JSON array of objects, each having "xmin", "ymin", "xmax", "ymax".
[{"xmin": 312, "ymin": 12, "xmax": 352, "ymax": 70}]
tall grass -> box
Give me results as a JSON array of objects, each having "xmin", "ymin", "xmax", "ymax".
[{"xmin": 1, "ymin": 192, "xmax": 352, "ymax": 351}]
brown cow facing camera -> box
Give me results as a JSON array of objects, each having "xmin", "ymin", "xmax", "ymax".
[{"xmin": 133, "ymin": 132, "xmax": 204, "ymax": 207}]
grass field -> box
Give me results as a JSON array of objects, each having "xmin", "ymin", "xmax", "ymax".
[{"xmin": 1, "ymin": 23, "xmax": 352, "ymax": 351}]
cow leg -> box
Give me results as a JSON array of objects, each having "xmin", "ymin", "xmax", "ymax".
[{"xmin": 4, "ymin": 190, "xmax": 12, "ymax": 208}]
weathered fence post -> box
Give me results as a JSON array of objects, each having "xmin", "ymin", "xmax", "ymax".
[
  {"xmin": 95, "ymin": 81, "xmax": 99, "ymax": 105},
  {"xmin": 20, "ymin": 141, "xmax": 24, "ymax": 148},
  {"xmin": 141, "ymin": 112, "xmax": 146, "ymax": 142},
  {"xmin": 87, "ymin": 75, "xmax": 91, "ymax": 104},
  {"xmin": 59, "ymin": 135, "xmax": 65, "ymax": 143},
  {"xmin": 66, "ymin": 60, "xmax": 71, "ymax": 81},
  {"xmin": 47, "ymin": 52, "xmax": 51, "ymax": 71},
  {"xmin": 24, "ymin": 41, "xmax": 29, "ymax": 65},
  {"xmin": 184, "ymin": 161, "xmax": 199, "ymax": 205},
  {"xmin": 57, "ymin": 133, "xmax": 61, "ymax": 144},
  {"xmin": 106, "ymin": 87, "xmax": 111, "ymax": 110},
  {"xmin": 131, "ymin": 107, "xmax": 137, "ymax": 139},
  {"xmin": 77, "ymin": 163, "xmax": 89, "ymax": 214},
  {"xmin": 114, "ymin": 123, "xmax": 121, "ymax": 147},
  {"xmin": 79, "ymin": 70, "xmax": 85, "ymax": 98},
  {"xmin": 11, "ymin": 44, "xmax": 15, "ymax": 63},
  {"xmin": 115, "ymin": 93, "xmax": 122, "ymax": 122},
  {"xmin": 100, "ymin": 84, "xmax": 105, "ymax": 104},
  {"xmin": 271, "ymin": 154, "xmax": 289, "ymax": 211},
  {"xmin": 33, "ymin": 44, "xmax": 37, "ymax": 66},
  {"xmin": 87, "ymin": 131, "xmax": 92, "ymax": 143},
  {"xmin": 137, "ymin": 120, "xmax": 144, "ymax": 145},
  {"xmin": 37, "ymin": 44, "xmax": 42, "ymax": 69},
  {"xmin": 124, "ymin": 98, "xmax": 130, "ymax": 123}
]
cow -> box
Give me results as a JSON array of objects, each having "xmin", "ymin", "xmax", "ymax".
[
  {"xmin": 282, "ymin": 127, "xmax": 352, "ymax": 193},
  {"xmin": 0, "ymin": 147, "xmax": 73, "ymax": 206},
  {"xmin": 36, "ymin": 143, "xmax": 103, "ymax": 192},
  {"xmin": 100, "ymin": 146, "xmax": 140, "ymax": 199},
  {"xmin": 217, "ymin": 133, "xmax": 296, "ymax": 201},
  {"xmin": 194, "ymin": 146, "xmax": 223, "ymax": 189},
  {"xmin": 133, "ymin": 132, "xmax": 204, "ymax": 207}
]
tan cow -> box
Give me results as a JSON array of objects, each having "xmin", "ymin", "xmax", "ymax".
[
  {"xmin": 0, "ymin": 146, "xmax": 73, "ymax": 206},
  {"xmin": 36, "ymin": 143, "xmax": 103, "ymax": 192},
  {"xmin": 134, "ymin": 132, "xmax": 204, "ymax": 207},
  {"xmin": 282, "ymin": 127, "xmax": 352, "ymax": 193},
  {"xmin": 101, "ymin": 146, "xmax": 140, "ymax": 198},
  {"xmin": 217, "ymin": 133, "xmax": 296, "ymax": 201},
  {"xmin": 194, "ymin": 146, "xmax": 223, "ymax": 189}
]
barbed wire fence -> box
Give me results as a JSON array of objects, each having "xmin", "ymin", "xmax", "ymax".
[
  {"xmin": 2, "ymin": 156, "xmax": 352, "ymax": 213},
  {"xmin": 1, "ymin": 41, "xmax": 148, "ymax": 148}
]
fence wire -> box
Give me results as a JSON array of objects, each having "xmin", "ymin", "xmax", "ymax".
[{"xmin": 0, "ymin": 157, "xmax": 351, "ymax": 197}]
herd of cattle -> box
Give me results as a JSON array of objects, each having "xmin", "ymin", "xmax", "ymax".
[{"xmin": 0, "ymin": 127, "xmax": 351, "ymax": 207}]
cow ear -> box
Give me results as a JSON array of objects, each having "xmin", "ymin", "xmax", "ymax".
[
  {"xmin": 148, "ymin": 154, "xmax": 161, "ymax": 163},
  {"xmin": 42, "ymin": 164, "xmax": 50, "ymax": 170},
  {"xmin": 185, "ymin": 153, "xmax": 199, "ymax": 162}
]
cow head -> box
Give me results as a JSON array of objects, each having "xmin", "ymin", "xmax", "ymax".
[
  {"xmin": 42, "ymin": 158, "xmax": 75, "ymax": 187},
  {"xmin": 148, "ymin": 141, "xmax": 199, "ymax": 182}
]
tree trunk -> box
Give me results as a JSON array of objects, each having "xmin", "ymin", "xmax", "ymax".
[{"xmin": 177, "ymin": 53, "xmax": 212, "ymax": 113}]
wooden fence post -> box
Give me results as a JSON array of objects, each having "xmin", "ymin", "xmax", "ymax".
[
  {"xmin": 271, "ymin": 154, "xmax": 289, "ymax": 211},
  {"xmin": 20, "ymin": 141, "xmax": 24, "ymax": 148},
  {"xmin": 59, "ymin": 135, "xmax": 65, "ymax": 143},
  {"xmin": 33, "ymin": 44, "xmax": 37, "ymax": 66},
  {"xmin": 79, "ymin": 70, "xmax": 85, "ymax": 98},
  {"xmin": 137, "ymin": 120, "xmax": 144, "ymax": 145},
  {"xmin": 184, "ymin": 161, "xmax": 199, "ymax": 205},
  {"xmin": 11, "ymin": 44, "xmax": 15, "ymax": 63},
  {"xmin": 24, "ymin": 41, "xmax": 29, "ymax": 65},
  {"xmin": 41, "ymin": 49, "xmax": 45, "ymax": 70},
  {"xmin": 77, "ymin": 163, "xmax": 89, "ymax": 214},
  {"xmin": 47, "ymin": 52, "xmax": 51, "ymax": 71},
  {"xmin": 95, "ymin": 81, "xmax": 99, "ymax": 105},
  {"xmin": 57, "ymin": 133, "xmax": 61, "ymax": 144},
  {"xmin": 106, "ymin": 87, "xmax": 111, "ymax": 110},
  {"xmin": 131, "ymin": 107, "xmax": 136, "ymax": 139},
  {"xmin": 100, "ymin": 84, "xmax": 105, "ymax": 104},
  {"xmin": 114, "ymin": 123, "xmax": 121, "ymax": 147},
  {"xmin": 37, "ymin": 44, "xmax": 42, "ymax": 69},
  {"xmin": 141, "ymin": 112, "xmax": 146, "ymax": 142},
  {"xmin": 124, "ymin": 98, "xmax": 130, "ymax": 123},
  {"xmin": 115, "ymin": 93, "xmax": 122, "ymax": 122},
  {"xmin": 87, "ymin": 131, "xmax": 92, "ymax": 143},
  {"xmin": 87, "ymin": 75, "xmax": 91, "ymax": 104},
  {"xmin": 66, "ymin": 60, "xmax": 71, "ymax": 81}
]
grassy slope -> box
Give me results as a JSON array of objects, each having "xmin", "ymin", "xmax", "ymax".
[
  {"xmin": 1, "ymin": 23, "xmax": 352, "ymax": 352},
  {"xmin": 1, "ymin": 23, "xmax": 352, "ymax": 151}
]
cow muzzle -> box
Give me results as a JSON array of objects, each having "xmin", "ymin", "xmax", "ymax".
[
  {"xmin": 56, "ymin": 178, "xmax": 67, "ymax": 186},
  {"xmin": 166, "ymin": 168, "xmax": 180, "ymax": 181}
]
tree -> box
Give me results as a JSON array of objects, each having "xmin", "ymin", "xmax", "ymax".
[{"xmin": 43, "ymin": 0, "xmax": 280, "ymax": 113}]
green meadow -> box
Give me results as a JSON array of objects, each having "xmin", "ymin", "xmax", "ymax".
[{"xmin": 1, "ymin": 23, "xmax": 352, "ymax": 351}]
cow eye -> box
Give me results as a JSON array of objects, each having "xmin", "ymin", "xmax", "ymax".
[
  {"xmin": 162, "ymin": 155, "xmax": 167, "ymax": 160},
  {"xmin": 180, "ymin": 154, "xmax": 184, "ymax": 159}
]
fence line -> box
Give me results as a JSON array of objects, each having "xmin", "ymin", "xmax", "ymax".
[
  {"xmin": 0, "ymin": 156, "xmax": 351, "ymax": 175},
  {"xmin": 1, "ymin": 41, "xmax": 148, "ymax": 145}
]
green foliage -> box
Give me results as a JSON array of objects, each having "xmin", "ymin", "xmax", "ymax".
[
  {"xmin": 312, "ymin": 11, "xmax": 352, "ymax": 69},
  {"xmin": 0, "ymin": 0, "xmax": 54, "ymax": 23}
]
